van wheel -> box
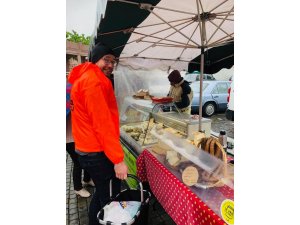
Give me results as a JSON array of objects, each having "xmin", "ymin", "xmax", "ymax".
[{"xmin": 203, "ymin": 102, "xmax": 216, "ymax": 117}]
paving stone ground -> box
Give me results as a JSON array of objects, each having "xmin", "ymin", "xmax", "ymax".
[
  {"xmin": 66, "ymin": 153, "xmax": 176, "ymax": 225},
  {"xmin": 209, "ymin": 113, "xmax": 234, "ymax": 138}
]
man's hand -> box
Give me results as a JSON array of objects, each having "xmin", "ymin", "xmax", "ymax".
[{"xmin": 114, "ymin": 161, "xmax": 128, "ymax": 180}]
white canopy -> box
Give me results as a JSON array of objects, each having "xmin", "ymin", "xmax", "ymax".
[{"xmin": 116, "ymin": 0, "xmax": 234, "ymax": 71}]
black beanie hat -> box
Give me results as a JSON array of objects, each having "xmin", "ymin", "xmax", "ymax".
[
  {"xmin": 91, "ymin": 43, "xmax": 116, "ymax": 64},
  {"xmin": 168, "ymin": 70, "xmax": 182, "ymax": 83}
]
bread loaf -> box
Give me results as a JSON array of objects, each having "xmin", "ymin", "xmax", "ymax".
[
  {"xmin": 180, "ymin": 161, "xmax": 220, "ymax": 187},
  {"xmin": 193, "ymin": 132, "xmax": 206, "ymax": 147},
  {"xmin": 198, "ymin": 137, "xmax": 208, "ymax": 149},
  {"xmin": 209, "ymin": 138, "xmax": 216, "ymax": 155},
  {"xmin": 181, "ymin": 166, "xmax": 199, "ymax": 186},
  {"xmin": 205, "ymin": 138, "xmax": 213, "ymax": 153}
]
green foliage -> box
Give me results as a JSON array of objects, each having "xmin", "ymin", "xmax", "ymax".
[{"xmin": 66, "ymin": 30, "xmax": 91, "ymax": 45}]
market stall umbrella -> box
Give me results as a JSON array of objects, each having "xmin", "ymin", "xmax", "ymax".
[
  {"xmin": 93, "ymin": 0, "xmax": 234, "ymax": 131},
  {"xmin": 91, "ymin": 0, "xmax": 161, "ymax": 57},
  {"xmin": 188, "ymin": 40, "xmax": 234, "ymax": 74}
]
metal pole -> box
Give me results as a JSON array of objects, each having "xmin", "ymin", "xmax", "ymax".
[
  {"xmin": 198, "ymin": 15, "xmax": 206, "ymax": 132},
  {"xmin": 195, "ymin": 0, "xmax": 204, "ymax": 132},
  {"xmin": 199, "ymin": 47, "xmax": 204, "ymax": 132}
]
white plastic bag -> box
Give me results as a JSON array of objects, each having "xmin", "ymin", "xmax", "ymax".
[{"xmin": 103, "ymin": 201, "xmax": 141, "ymax": 224}]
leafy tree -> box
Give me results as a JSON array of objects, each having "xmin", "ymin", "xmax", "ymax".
[{"xmin": 66, "ymin": 30, "xmax": 91, "ymax": 45}]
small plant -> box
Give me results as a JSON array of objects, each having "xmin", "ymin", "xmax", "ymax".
[{"xmin": 66, "ymin": 30, "xmax": 91, "ymax": 45}]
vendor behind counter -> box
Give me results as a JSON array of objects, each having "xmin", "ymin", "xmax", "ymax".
[{"xmin": 167, "ymin": 70, "xmax": 193, "ymax": 114}]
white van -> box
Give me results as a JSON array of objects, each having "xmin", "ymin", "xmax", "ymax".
[{"xmin": 225, "ymin": 76, "xmax": 234, "ymax": 121}]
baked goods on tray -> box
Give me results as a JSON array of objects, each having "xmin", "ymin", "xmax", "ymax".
[
  {"xmin": 180, "ymin": 137, "xmax": 227, "ymax": 188},
  {"xmin": 132, "ymin": 89, "xmax": 152, "ymax": 99},
  {"xmin": 161, "ymin": 136, "xmax": 227, "ymax": 188},
  {"xmin": 199, "ymin": 137, "xmax": 227, "ymax": 162}
]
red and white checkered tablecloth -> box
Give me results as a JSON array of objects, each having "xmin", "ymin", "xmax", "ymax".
[{"xmin": 137, "ymin": 149, "xmax": 233, "ymax": 225}]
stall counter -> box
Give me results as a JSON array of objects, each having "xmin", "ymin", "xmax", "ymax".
[{"xmin": 137, "ymin": 149, "xmax": 234, "ymax": 225}]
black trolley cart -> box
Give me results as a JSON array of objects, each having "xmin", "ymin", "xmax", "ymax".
[{"xmin": 97, "ymin": 174, "xmax": 151, "ymax": 225}]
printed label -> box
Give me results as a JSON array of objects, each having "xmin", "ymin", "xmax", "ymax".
[{"xmin": 220, "ymin": 199, "xmax": 234, "ymax": 225}]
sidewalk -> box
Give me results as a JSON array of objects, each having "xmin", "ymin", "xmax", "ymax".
[{"xmin": 66, "ymin": 153, "xmax": 176, "ymax": 225}]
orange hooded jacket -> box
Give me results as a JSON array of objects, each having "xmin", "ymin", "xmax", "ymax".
[{"xmin": 68, "ymin": 62, "xmax": 124, "ymax": 164}]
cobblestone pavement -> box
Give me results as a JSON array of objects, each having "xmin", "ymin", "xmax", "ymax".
[
  {"xmin": 209, "ymin": 112, "xmax": 234, "ymax": 139},
  {"xmin": 66, "ymin": 153, "xmax": 176, "ymax": 225}
]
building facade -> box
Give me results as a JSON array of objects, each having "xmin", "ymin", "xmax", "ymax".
[{"xmin": 66, "ymin": 40, "xmax": 89, "ymax": 75}]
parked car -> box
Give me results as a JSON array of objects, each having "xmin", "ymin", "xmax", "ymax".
[
  {"xmin": 184, "ymin": 71, "xmax": 215, "ymax": 83},
  {"xmin": 190, "ymin": 80, "xmax": 231, "ymax": 117},
  {"xmin": 225, "ymin": 75, "xmax": 234, "ymax": 121}
]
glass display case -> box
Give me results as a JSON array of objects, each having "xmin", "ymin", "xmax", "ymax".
[
  {"xmin": 144, "ymin": 126, "xmax": 234, "ymax": 220},
  {"xmin": 150, "ymin": 104, "xmax": 212, "ymax": 139},
  {"xmin": 120, "ymin": 98, "xmax": 157, "ymax": 155},
  {"xmin": 150, "ymin": 126, "xmax": 234, "ymax": 189},
  {"xmin": 119, "ymin": 96, "xmax": 212, "ymax": 155}
]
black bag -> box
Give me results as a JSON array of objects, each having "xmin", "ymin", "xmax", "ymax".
[{"xmin": 97, "ymin": 174, "xmax": 151, "ymax": 225}]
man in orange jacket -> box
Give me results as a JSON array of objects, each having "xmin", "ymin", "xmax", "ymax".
[{"xmin": 68, "ymin": 43, "xmax": 128, "ymax": 225}]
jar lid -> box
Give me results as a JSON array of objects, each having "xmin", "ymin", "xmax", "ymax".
[{"xmin": 220, "ymin": 130, "xmax": 226, "ymax": 135}]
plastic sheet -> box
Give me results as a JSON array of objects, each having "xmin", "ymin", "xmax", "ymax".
[
  {"xmin": 151, "ymin": 125, "xmax": 234, "ymax": 189},
  {"xmin": 114, "ymin": 65, "xmax": 170, "ymax": 116}
]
